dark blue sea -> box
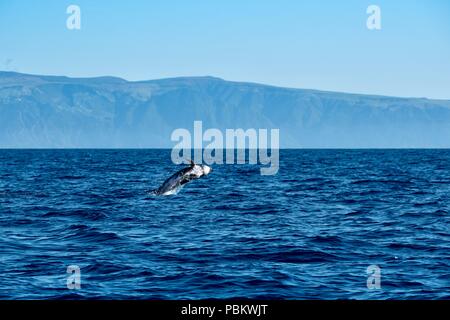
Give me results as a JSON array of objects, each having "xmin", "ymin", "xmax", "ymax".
[{"xmin": 0, "ymin": 149, "xmax": 449, "ymax": 300}]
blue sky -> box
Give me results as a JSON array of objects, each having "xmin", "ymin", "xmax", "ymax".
[{"xmin": 0, "ymin": 0, "xmax": 449, "ymax": 98}]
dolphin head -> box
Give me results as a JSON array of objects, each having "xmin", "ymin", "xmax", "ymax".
[{"xmin": 201, "ymin": 164, "xmax": 212, "ymax": 176}]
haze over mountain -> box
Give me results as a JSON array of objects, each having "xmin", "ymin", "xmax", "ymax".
[{"xmin": 1, "ymin": 71, "xmax": 450, "ymax": 148}]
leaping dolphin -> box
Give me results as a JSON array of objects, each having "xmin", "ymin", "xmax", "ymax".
[{"xmin": 152, "ymin": 160, "xmax": 212, "ymax": 196}]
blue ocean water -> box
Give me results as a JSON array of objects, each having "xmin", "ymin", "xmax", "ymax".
[{"xmin": 0, "ymin": 149, "xmax": 449, "ymax": 300}]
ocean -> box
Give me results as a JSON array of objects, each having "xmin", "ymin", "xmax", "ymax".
[{"xmin": 0, "ymin": 149, "xmax": 449, "ymax": 299}]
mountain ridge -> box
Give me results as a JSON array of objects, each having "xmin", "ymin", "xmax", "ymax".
[
  {"xmin": 1, "ymin": 71, "xmax": 450, "ymax": 148},
  {"xmin": 2, "ymin": 71, "xmax": 446, "ymax": 101}
]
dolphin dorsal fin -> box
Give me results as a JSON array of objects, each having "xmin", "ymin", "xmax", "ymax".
[{"xmin": 189, "ymin": 160, "xmax": 195, "ymax": 167}]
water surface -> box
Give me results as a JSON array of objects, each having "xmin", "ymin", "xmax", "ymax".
[{"xmin": 0, "ymin": 149, "xmax": 449, "ymax": 299}]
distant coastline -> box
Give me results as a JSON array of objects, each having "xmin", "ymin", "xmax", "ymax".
[{"xmin": 1, "ymin": 71, "xmax": 450, "ymax": 149}]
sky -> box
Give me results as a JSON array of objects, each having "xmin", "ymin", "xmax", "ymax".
[{"xmin": 0, "ymin": 0, "xmax": 449, "ymax": 99}]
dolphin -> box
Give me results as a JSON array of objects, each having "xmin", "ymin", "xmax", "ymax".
[{"xmin": 152, "ymin": 160, "xmax": 212, "ymax": 195}]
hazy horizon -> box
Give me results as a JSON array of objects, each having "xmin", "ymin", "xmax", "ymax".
[{"xmin": 2, "ymin": 71, "xmax": 450, "ymax": 149}]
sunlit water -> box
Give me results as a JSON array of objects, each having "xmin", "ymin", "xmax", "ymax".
[{"xmin": 0, "ymin": 149, "xmax": 449, "ymax": 299}]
